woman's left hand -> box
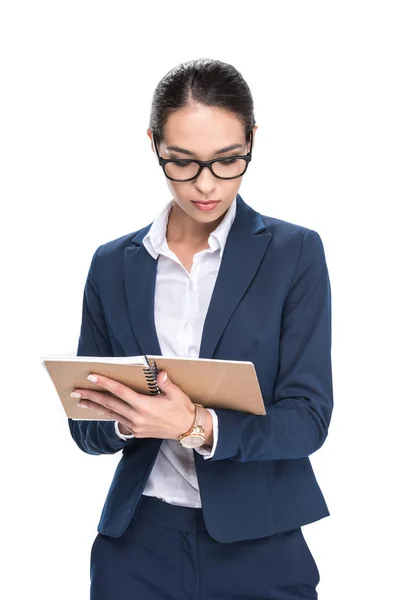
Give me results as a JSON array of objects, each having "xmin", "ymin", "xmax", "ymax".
[{"xmin": 71, "ymin": 371, "xmax": 198, "ymax": 441}]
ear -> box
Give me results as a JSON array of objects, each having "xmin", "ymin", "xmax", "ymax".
[
  {"xmin": 147, "ymin": 128, "xmax": 155, "ymax": 153},
  {"xmin": 250, "ymin": 125, "xmax": 258, "ymax": 150}
]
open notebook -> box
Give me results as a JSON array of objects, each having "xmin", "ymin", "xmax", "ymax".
[{"xmin": 41, "ymin": 354, "xmax": 266, "ymax": 420}]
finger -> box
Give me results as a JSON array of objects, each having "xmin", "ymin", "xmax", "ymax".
[
  {"xmin": 77, "ymin": 399, "xmax": 136, "ymax": 431},
  {"xmin": 86, "ymin": 373, "xmax": 141, "ymax": 408},
  {"xmin": 76, "ymin": 399, "xmax": 109, "ymax": 415},
  {"xmin": 73, "ymin": 390, "xmax": 135, "ymax": 422}
]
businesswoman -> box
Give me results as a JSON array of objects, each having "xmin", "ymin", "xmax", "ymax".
[{"xmin": 69, "ymin": 58, "xmax": 333, "ymax": 599}]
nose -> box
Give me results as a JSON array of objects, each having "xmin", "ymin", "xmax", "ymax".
[{"xmin": 194, "ymin": 164, "xmax": 218, "ymax": 193}]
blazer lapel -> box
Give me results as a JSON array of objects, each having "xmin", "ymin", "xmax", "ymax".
[
  {"xmin": 199, "ymin": 199, "xmax": 272, "ymax": 359},
  {"xmin": 123, "ymin": 194, "xmax": 272, "ymax": 360},
  {"xmin": 123, "ymin": 240, "xmax": 163, "ymax": 357}
]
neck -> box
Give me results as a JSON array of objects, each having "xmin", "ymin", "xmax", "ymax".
[{"xmin": 166, "ymin": 201, "xmax": 225, "ymax": 248}]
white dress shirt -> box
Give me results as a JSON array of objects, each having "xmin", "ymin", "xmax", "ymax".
[{"xmin": 114, "ymin": 195, "xmax": 237, "ymax": 508}]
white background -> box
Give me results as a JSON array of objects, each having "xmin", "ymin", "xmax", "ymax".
[{"xmin": 1, "ymin": 1, "xmax": 399, "ymax": 598}]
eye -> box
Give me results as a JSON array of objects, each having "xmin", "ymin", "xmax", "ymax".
[
  {"xmin": 173, "ymin": 161, "xmax": 193, "ymax": 168},
  {"xmin": 219, "ymin": 158, "xmax": 238, "ymax": 166}
]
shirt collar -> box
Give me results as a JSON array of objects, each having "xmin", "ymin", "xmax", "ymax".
[{"xmin": 143, "ymin": 196, "xmax": 237, "ymax": 260}]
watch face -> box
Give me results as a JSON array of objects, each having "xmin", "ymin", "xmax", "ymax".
[{"xmin": 181, "ymin": 434, "xmax": 205, "ymax": 448}]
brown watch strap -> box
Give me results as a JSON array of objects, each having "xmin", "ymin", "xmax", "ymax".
[
  {"xmin": 180, "ymin": 404, "xmax": 207, "ymax": 439},
  {"xmin": 193, "ymin": 403, "xmax": 207, "ymax": 431}
]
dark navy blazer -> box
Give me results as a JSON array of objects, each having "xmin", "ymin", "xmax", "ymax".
[{"xmin": 69, "ymin": 193, "xmax": 333, "ymax": 543}]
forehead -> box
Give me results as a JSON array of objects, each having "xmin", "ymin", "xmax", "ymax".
[{"xmin": 162, "ymin": 105, "xmax": 245, "ymax": 156}]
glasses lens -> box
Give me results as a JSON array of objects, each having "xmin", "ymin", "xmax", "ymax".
[
  {"xmin": 165, "ymin": 161, "xmax": 200, "ymax": 181},
  {"xmin": 212, "ymin": 158, "xmax": 247, "ymax": 179},
  {"xmin": 164, "ymin": 158, "xmax": 248, "ymax": 181}
]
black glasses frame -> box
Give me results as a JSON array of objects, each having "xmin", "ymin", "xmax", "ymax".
[{"xmin": 153, "ymin": 131, "xmax": 253, "ymax": 182}]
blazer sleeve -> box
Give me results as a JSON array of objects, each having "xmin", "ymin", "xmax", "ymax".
[
  {"xmin": 208, "ymin": 229, "xmax": 333, "ymax": 462},
  {"xmin": 68, "ymin": 245, "xmax": 138, "ymax": 455}
]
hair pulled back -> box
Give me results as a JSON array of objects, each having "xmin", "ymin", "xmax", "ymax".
[{"xmin": 149, "ymin": 58, "xmax": 256, "ymax": 145}]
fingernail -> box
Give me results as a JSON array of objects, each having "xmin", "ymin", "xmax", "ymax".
[
  {"xmin": 78, "ymin": 402, "xmax": 88, "ymax": 408},
  {"xmin": 88, "ymin": 375, "xmax": 98, "ymax": 382},
  {"xmin": 71, "ymin": 392, "xmax": 81, "ymax": 398},
  {"xmin": 162, "ymin": 372, "xmax": 167, "ymax": 382}
]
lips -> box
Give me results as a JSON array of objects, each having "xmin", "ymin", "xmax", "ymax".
[
  {"xmin": 191, "ymin": 200, "xmax": 220, "ymax": 204},
  {"xmin": 191, "ymin": 200, "xmax": 220, "ymax": 212}
]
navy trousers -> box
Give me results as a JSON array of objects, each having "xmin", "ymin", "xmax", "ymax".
[{"xmin": 90, "ymin": 495, "xmax": 320, "ymax": 599}]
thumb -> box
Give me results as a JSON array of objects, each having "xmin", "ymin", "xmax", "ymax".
[{"xmin": 157, "ymin": 370, "xmax": 171, "ymax": 392}]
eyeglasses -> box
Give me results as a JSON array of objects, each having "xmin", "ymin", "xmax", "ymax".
[{"xmin": 153, "ymin": 131, "xmax": 253, "ymax": 182}]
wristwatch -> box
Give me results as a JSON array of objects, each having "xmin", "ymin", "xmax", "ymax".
[{"xmin": 179, "ymin": 403, "xmax": 207, "ymax": 448}]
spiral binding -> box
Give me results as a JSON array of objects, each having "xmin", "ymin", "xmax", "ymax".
[{"xmin": 143, "ymin": 355, "xmax": 162, "ymax": 395}]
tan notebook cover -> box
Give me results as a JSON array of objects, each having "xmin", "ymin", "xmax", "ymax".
[{"xmin": 41, "ymin": 354, "xmax": 266, "ymax": 420}]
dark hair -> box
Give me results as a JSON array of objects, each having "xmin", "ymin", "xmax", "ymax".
[{"xmin": 149, "ymin": 58, "xmax": 256, "ymax": 146}]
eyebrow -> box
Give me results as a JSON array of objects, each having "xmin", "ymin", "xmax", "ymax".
[{"xmin": 165, "ymin": 143, "xmax": 244, "ymax": 157}]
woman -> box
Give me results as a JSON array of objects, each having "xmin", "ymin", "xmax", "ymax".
[{"xmin": 69, "ymin": 58, "xmax": 333, "ymax": 599}]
